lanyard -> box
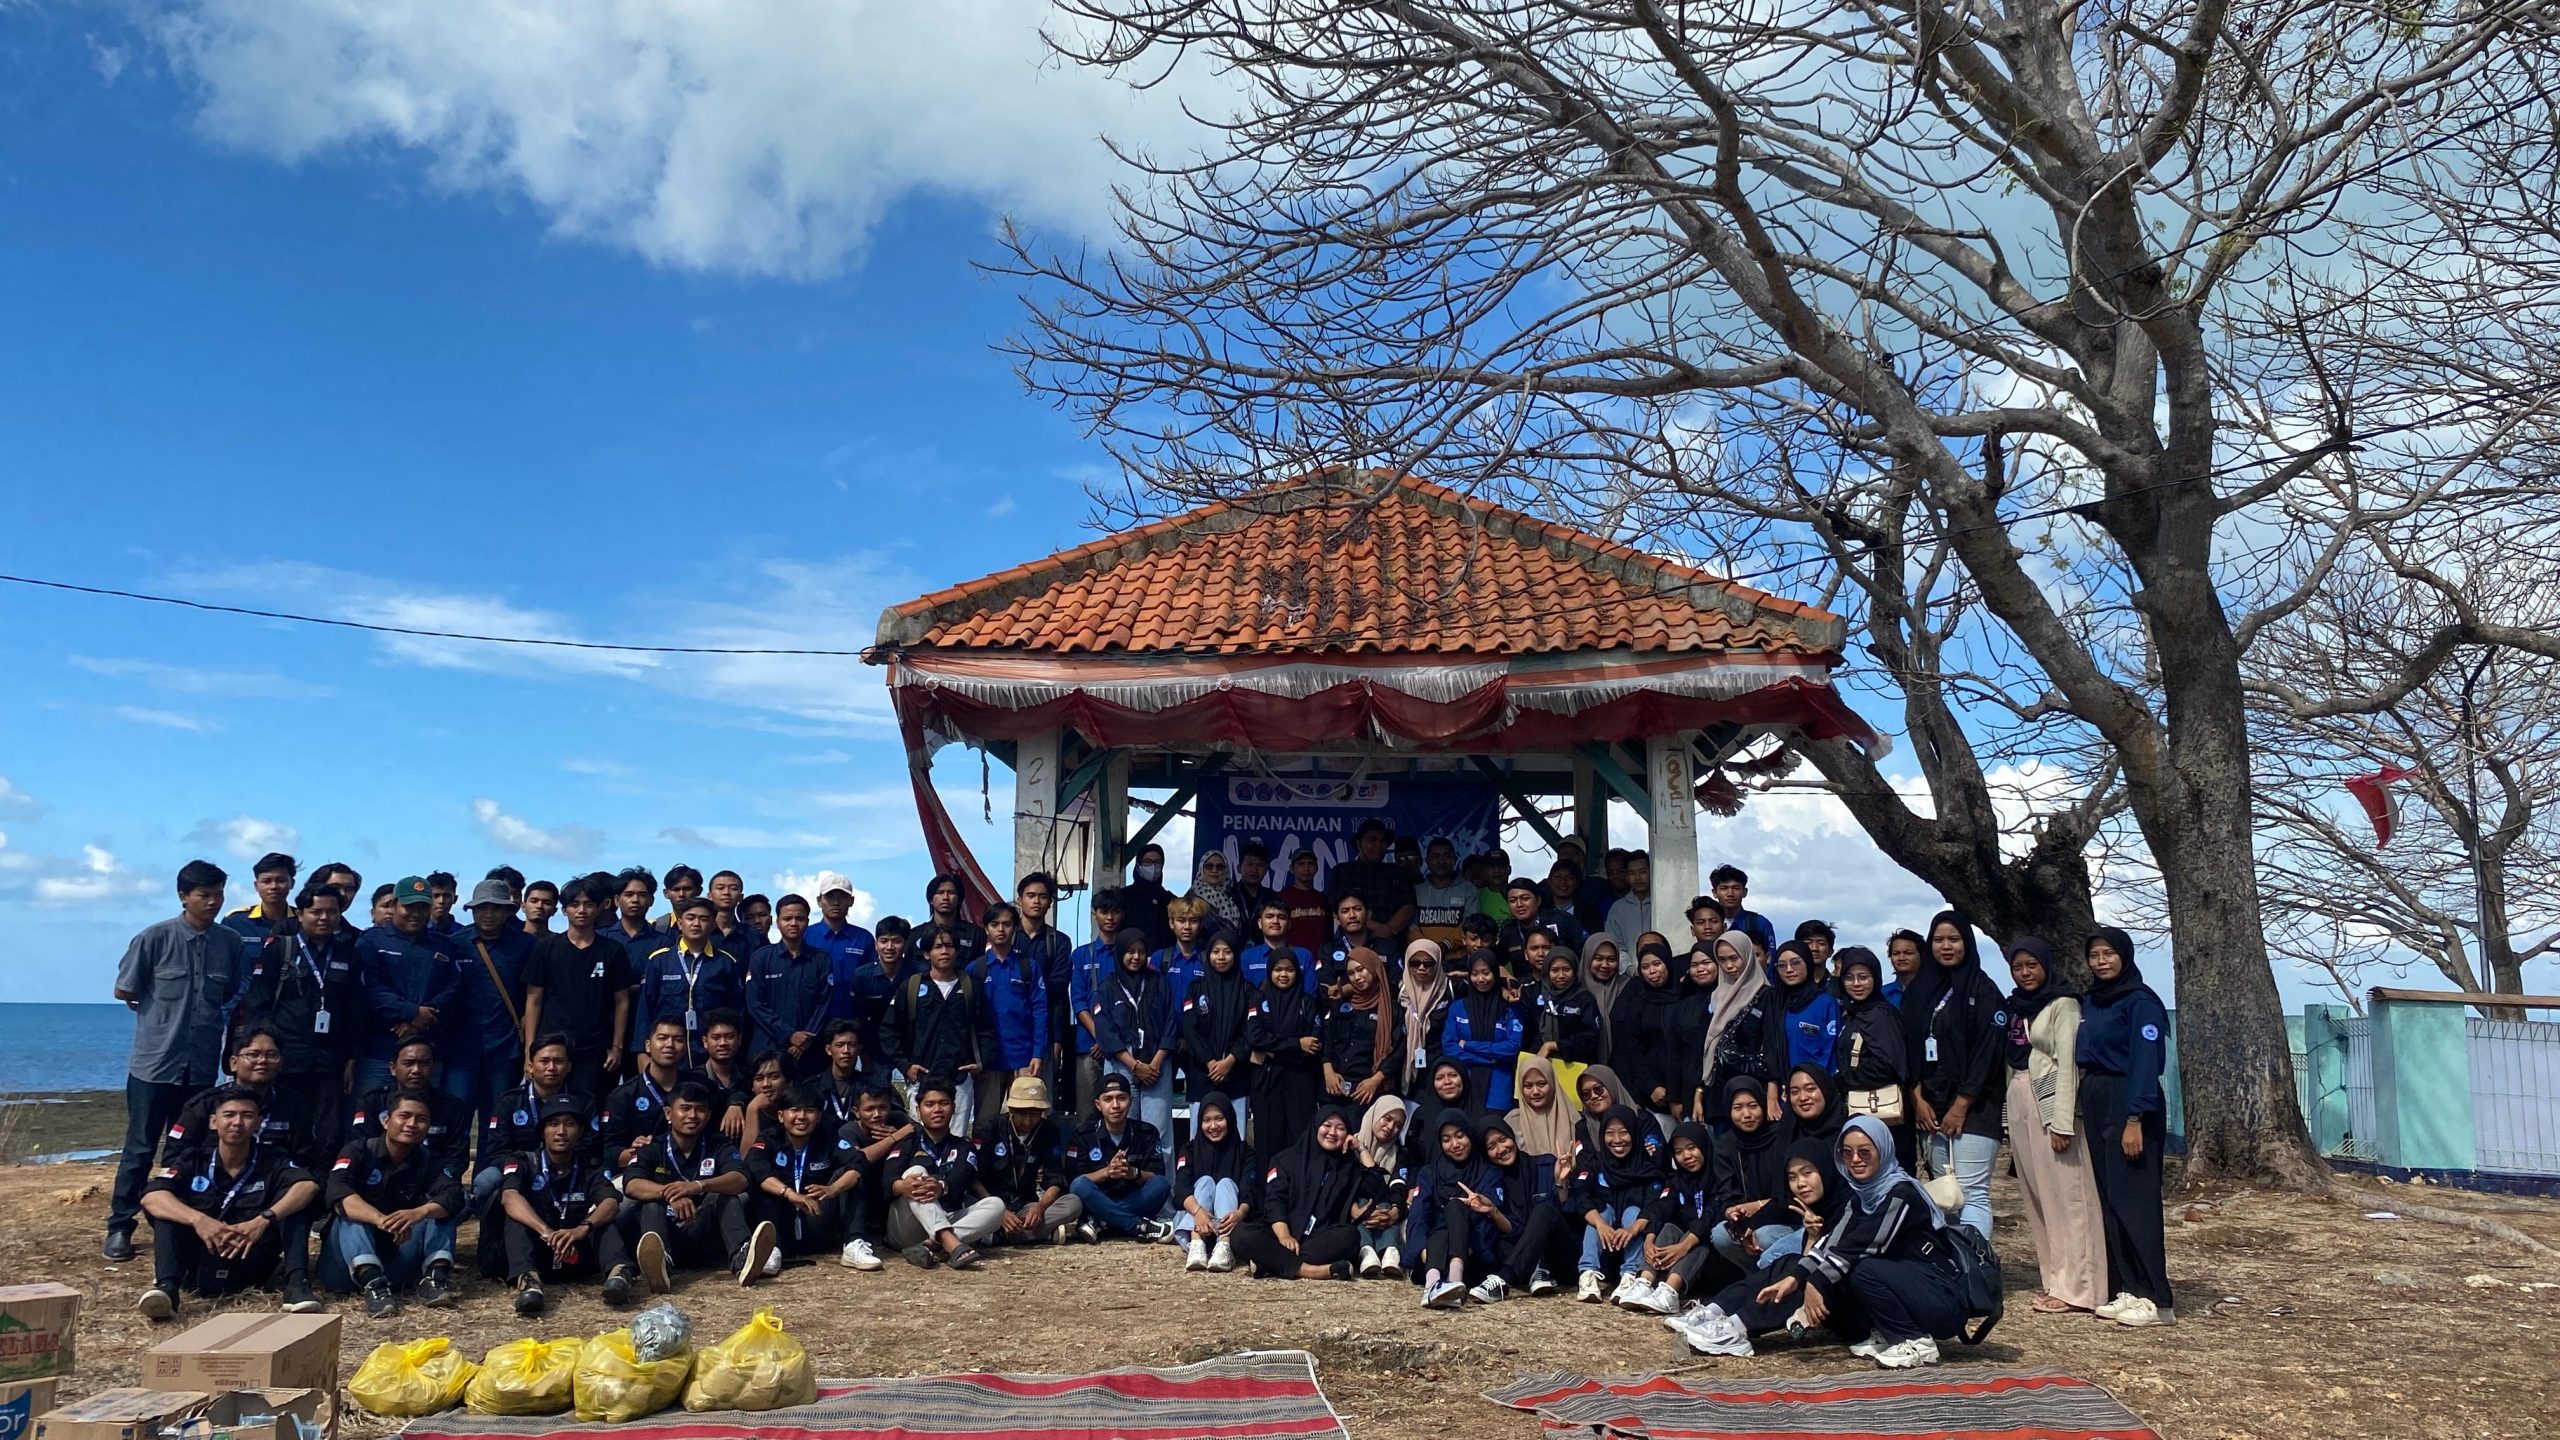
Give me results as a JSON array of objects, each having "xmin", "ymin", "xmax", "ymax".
[
  {"xmin": 663, "ymin": 1135, "xmax": 698, "ymax": 1177},
  {"xmin": 294, "ymin": 937, "xmax": 329, "ymax": 991},
  {"xmin": 825, "ymin": 1083, "xmax": 853, "ymax": 1124},
  {"xmin": 206, "ymin": 1143, "xmax": 261, "ymax": 1216},
  {"xmin": 677, "ymin": 948, "xmax": 711, "ymax": 1005},
  {"xmin": 641, "ymin": 1071, "xmax": 669, "ymax": 1113},
  {"xmin": 538, "ymin": 1149, "xmax": 579, "ymax": 1202}
]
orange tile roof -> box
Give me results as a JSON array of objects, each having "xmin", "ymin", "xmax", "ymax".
[{"xmin": 873, "ymin": 474, "xmax": 1846, "ymax": 658}]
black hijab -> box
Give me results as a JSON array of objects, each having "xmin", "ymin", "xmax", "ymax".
[
  {"xmin": 1722, "ymin": 1074, "xmax": 1778, "ymax": 1158},
  {"xmin": 1190, "ymin": 946, "xmax": 1254, "ymax": 1043},
  {"xmin": 1777, "ymin": 1063, "xmax": 1845, "ymax": 1145},
  {"xmin": 2002, "ymin": 936, "xmax": 2079, "ymax": 1069},
  {"xmin": 1425, "ymin": 1109, "xmax": 1481, "ymax": 1187},
  {"xmin": 1183, "ymin": 1092, "xmax": 1249, "ymax": 1183},
  {"xmin": 2085, "ymin": 927, "xmax": 2149, "ymax": 1005},
  {"xmin": 1901, "ymin": 907, "xmax": 1981, "ymax": 1051},
  {"xmin": 1588, "ymin": 1105, "xmax": 1665, "ymax": 1189},
  {"xmin": 1279, "ymin": 1103, "xmax": 1360, "ymax": 1227},
  {"xmin": 1781, "ymin": 1136, "xmax": 1851, "ymax": 1228},
  {"xmin": 1459, "ymin": 955, "xmax": 1509, "ymax": 1038},
  {"xmin": 1834, "ymin": 946, "xmax": 1890, "ymax": 1019},
  {"xmin": 1664, "ymin": 1118, "xmax": 1716, "ymax": 1214},
  {"xmin": 1773, "ymin": 940, "xmax": 1827, "ymax": 1015}
]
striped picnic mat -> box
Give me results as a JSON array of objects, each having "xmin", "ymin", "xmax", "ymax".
[
  {"xmin": 1485, "ymin": 1368, "xmax": 2160, "ymax": 1440},
  {"xmin": 400, "ymin": 1351, "xmax": 1345, "ymax": 1440}
]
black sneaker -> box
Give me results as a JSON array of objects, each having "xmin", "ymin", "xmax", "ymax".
[
  {"xmin": 602, "ymin": 1267, "xmax": 636, "ymax": 1306},
  {"xmin": 901, "ymin": 1243, "xmax": 938, "ymax": 1269},
  {"xmin": 280, "ymin": 1279, "xmax": 321, "ymax": 1314},
  {"xmin": 361, "ymin": 1277, "xmax": 399, "ymax": 1320},
  {"xmin": 1327, "ymin": 1260, "xmax": 1357, "ymax": 1281},
  {"xmin": 103, "ymin": 1230, "xmax": 137, "ymax": 1263},
  {"xmin": 512, "ymin": 1276, "xmax": 545, "ymax": 1318},
  {"xmin": 416, "ymin": 1263, "xmax": 455, "ymax": 1309},
  {"xmin": 137, "ymin": 1285, "xmax": 176, "ymax": 1321}
]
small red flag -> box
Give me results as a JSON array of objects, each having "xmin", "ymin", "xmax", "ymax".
[{"xmin": 2344, "ymin": 765, "xmax": 2417, "ymax": 847}]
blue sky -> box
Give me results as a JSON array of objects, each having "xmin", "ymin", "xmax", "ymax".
[{"xmin": 0, "ymin": 2, "xmax": 2493, "ymax": 1011}]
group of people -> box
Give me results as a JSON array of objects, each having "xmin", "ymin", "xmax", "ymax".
[{"xmin": 108, "ymin": 822, "xmax": 2175, "ymax": 1370}]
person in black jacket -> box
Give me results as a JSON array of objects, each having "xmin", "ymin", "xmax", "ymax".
[
  {"xmin": 1701, "ymin": 934, "xmax": 1786, "ymax": 1117},
  {"xmin": 882, "ymin": 925, "xmax": 997, "ymax": 1136},
  {"xmin": 1527, "ymin": 945, "xmax": 1602, "ymax": 1066},
  {"xmin": 973, "ymin": 1074, "xmax": 1080, "ymax": 1245},
  {"xmin": 1829, "ymin": 947, "xmax": 1912, "ymax": 1159},
  {"xmin": 1906, "ymin": 909, "xmax": 2005, "ymax": 1242},
  {"xmin": 1475, "ymin": 1117, "xmax": 1563, "ymax": 1297},
  {"xmin": 1405, "ymin": 1111, "xmax": 1498, "ymax": 1308},
  {"xmin": 1672, "ymin": 1137, "xmax": 1847, "ymax": 1344},
  {"xmin": 1620, "ymin": 1119, "xmax": 1730, "ymax": 1315},
  {"xmin": 1709, "ymin": 1076, "xmax": 1788, "ymax": 1269},
  {"xmin": 162, "ymin": 1028, "xmax": 308, "ymax": 1168},
  {"xmin": 2077, "ymin": 926, "xmax": 2176, "ymax": 1327},
  {"xmin": 613, "ymin": 1080, "xmax": 773, "ymax": 1294},
  {"xmin": 1173, "ymin": 1092, "xmax": 1255, "ymax": 1271},
  {"xmin": 598, "ymin": 1018, "xmax": 704, "ymax": 1163},
  {"xmin": 1610, "ymin": 943, "xmax": 1689, "ymax": 1120},
  {"xmin": 1069, "ymin": 1073, "xmax": 1172, "ymax": 1240},
  {"xmin": 1181, "ymin": 934, "xmax": 1258, "ymax": 1142},
  {"xmin": 345, "ymin": 1038, "xmax": 472, "ymax": 1179},
  {"xmin": 1320, "ymin": 948, "xmax": 1400, "ymax": 1109},
  {"xmin": 743, "ymin": 1084, "xmax": 868, "ymax": 1275},
  {"xmin": 1246, "ymin": 951, "xmax": 1323, "ymax": 1166},
  {"xmin": 320, "ymin": 1091, "xmax": 465, "ymax": 1317},
  {"xmin": 1227, "ymin": 1105, "xmax": 1366, "ymax": 1279},
  {"xmin": 880, "ymin": 1076, "xmax": 1002, "ymax": 1267},
  {"xmin": 138, "ymin": 1084, "xmax": 321, "ymax": 1318},
  {"xmin": 1569, "ymin": 1105, "xmax": 1662, "ymax": 1303},
  {"xmin": 227, "ymin": 883, "xmax": 362, "ymax": 1155},
  {"xmin": 486, "ymin": 1097, "xmax": 624, "ymax": 1315}
]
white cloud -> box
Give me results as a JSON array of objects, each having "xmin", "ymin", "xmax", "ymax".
[
  {"xmin": 560, "ymin": 758, "xmax": 630, "ymax": 777},
  {"xmin": 781, "ymin": 750, "xmax": 851, "ymax": 766},
  {"xmin": 471, "ymin": 797, "xmax": 605, "ymax": 861},
  {"xmin": 182, "ymin": 562, "xmax": 656, "ymax": 680},
  {"xmin": 0, "ymin": 775, "xmax": 40, "ymax": 821},
  {"xmin": 155, "ymin": 0, "xmax": 1223, "ymax": 278},
  {"xmin": 187, "ymin": 814, "xmax": 303, "ymax": 862},
  {"xmin": 17, "ymin": 842, "xmax": 157, "ymax": 908},
  {"xmin": 72, "ymin": 655, "xmax": 334, "ymax": 699},
  {"xmin": 111, "ymin": 705, "xmax": 212, "ymax": 732},
  {"xmin": 771, "ymin": 870, "xmax": 877, "ymax": 925},
  {"xmin": 660, "ymin": 824, "xmax": 836, "ymax": 852},
  {"xmin": 987, "ymin": 496, "xmax": 1017, "ymax": 518}
]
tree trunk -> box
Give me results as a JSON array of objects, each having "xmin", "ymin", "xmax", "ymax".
[{"xmin": 2138, "ymin": 549, "xmax": 2330, "ymax": 1188}]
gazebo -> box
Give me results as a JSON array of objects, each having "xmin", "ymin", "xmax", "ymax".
[{"xmin": 864, "ymin": 472, "xmax": 1879, "ymax": 938}]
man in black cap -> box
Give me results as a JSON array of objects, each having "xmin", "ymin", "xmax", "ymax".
[
  {"xmin": 450, "ymin": 876, "xmax": 536, "ymax": 1139},
  {"xmin": 1067, "ymin": 1073, "xmax": 1172, "ymax": 1242},
  {"xmin": 488, "ymin": 1096, "xmax": 623, "ymax": 1316}
]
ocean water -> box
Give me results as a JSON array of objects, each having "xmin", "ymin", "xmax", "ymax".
[{"xmin": 0, "ymin": 1003, "xmax": 134, "ymax": 1094}]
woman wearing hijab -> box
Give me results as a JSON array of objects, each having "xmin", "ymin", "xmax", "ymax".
[
  {"xmin": 1682, "ymin": 1115, "xmax": 1969, "ymax": 1368},
  {"xmin": 1570, "ymin": 1106, "xmax": 1663, "ymax": 1303},
  {"xmin": 1571, "ymin": 1064, "xmax": 1661, "ymax": 1161},
  {"xmin": 1181, "ymin": 932, "xmax": 1257, "ymax": 1144},
  {"xmin": 1526, "ymin": 941, "xmax": 1603, "ymax": 1067},
  {"xmin": 1906, "ymin": 910, "xmax": 2006, "ymax": 1241},
  {"xmin": 1096, "ymin": 928, "xmax": 1178, "ymax": 1176},
  {"xmin": 1397, "ymin": 939, "xmax": 1453, "ymax": 1094},
  {"xmin": 1776, "ymin": 1064, "xmax": 1847, "ymax": 1150},
  {"xmin": 1352, "ymin": 1095, "xmax": 1411, "ymax": 1278},
  {"xmin": 1772, "ymin": 942, "xmax": 1842, "ymax": 1072},
  {"xmin": 1477, "ymin": 1117, "xmax": 1563, "ymax": 1297},
  {"xmin": 1708, "ymin": 1076, "xmax": 1788, "ymax": 1269},
  {"xmin": 1407, "ymin": 1112, "xmax": 1501, "ymax": 1307},
  {"xmin": 2076, "ymin": 927, "xmax": 2174, "ymax": 1327},
  {"xmin": 1185, "ymin": 851, "xmax": 1246, "ymax": 937},
  {"xmin": 1403, "ymin": 1061, "xmax": 1477, "ymax": 1174},
  {"xmin": 1246, "ymin": 951, "xmax": 1323, "ymax": 1168},
  {"xmin": 2001, "ymin": 937, "xmax": 2105, "ymax": 1313},
  {"xmin": 1609, "ymin": 941, "xmax": 1690, "ymax": 1127},
  {"xmin": 1507, "ymin": 1055, "xmax": 1579, "ymax": 1193},
  {"xmin": 1441, "ymin": 950, "xmax": 1527, "ymax": 1111},
  {"xmin": 1670, "ymin": 1137, "xmax": 1848, "ymax": 1348},
  {"xmin": 1578, "ymin": 935, "xmax": 1634, "ymax": 1064},
  {"xmin": 1669, "ymin": 947, "xmax": 1720, "ymax": 1119},
  {"xmin": 1226, "ymin": 1106, "xmax": 1366, "ymax": 1280},
  {"xmin": 1173, "ymin": 1093, "xmax": 1254, "ymax": 1272},
  {"xmin": 1725, "ymin": 1066, "xmax": 1848, "ymax": 1270},
  {"xmin": 1830, "ymin": 947, "xmax": 1912, "ymax": 1157},
  {"xmin": 1321, "ymin": 949, "xmax": 1401, "ymax": 1110},
  {"xmin": 1701, "ymin": 933, "xmax": 1785, "ymax": 1116},
  {"xmin": 1620, "ymin": 1120, "xmax": 1729, "ymax": 1315}
]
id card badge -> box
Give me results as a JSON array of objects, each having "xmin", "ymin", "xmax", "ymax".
[
  {"xmin": 313, "ymin": 1009, "xmax": 332, "ymax": 1036},
  {"xmin": 1924, "ymin": 1036, "xmax": 1939, "ymax": 1063},
  {"xmin": 685, "ymin": 1008, "xmax": 699, "ymax": 1032}
]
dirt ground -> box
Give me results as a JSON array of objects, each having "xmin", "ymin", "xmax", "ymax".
[{"xmin": 8, "ymin": 1158, "xmax": 2557, "ymax": 1440}]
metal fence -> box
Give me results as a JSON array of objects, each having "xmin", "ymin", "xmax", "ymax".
[
  {"xmin": 2467, "ymin": 1017, "xmax": 2560, "ymax": 1176},
  {"xmin": 2336, "ymin": 1015, "xmax": 2381, "ymax": 1162}
]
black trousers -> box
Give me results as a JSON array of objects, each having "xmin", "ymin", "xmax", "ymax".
[
  {"xmin": 2080, "ymin": 1072, "xmax": 2173, "ymax": 1307},
  {"xmin": 151, "ymin": 1212, "xmax": 309, "ymax": 1294},
  {"xmin": 277, "ymin": 1069, "xmax": 346, "ymax": 1170},
  {"xmin": 1250, "ymin": 1071, "xmax": 1320, "ymax": 1168},
  {"xmin": 1231, "ymin": 1220, "xmax": 1362, "ymax": 1278},
  {"xmin": 499, "ymin": 1214, "xmax": 631, "ymax": 1282},
  {"xmin": 111, "ymin": 1078, "xmax": 196, "ymax": 1232},
  {"xmin": 750, "ymin": 1189, "xmax": 866, "ymax": 1256},
  {"xmin": 1495, "ymin": 1203, "xmax": 1562, "ymax": 1285},
  {"xmin": 617, "ymin": 1194, "xmax": 750, "ymax": 1269}
]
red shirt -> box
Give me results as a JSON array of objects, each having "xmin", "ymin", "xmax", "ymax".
[{"xmin": 1278, "ymin": 884, "xmax": 1332, "ymax": 954}]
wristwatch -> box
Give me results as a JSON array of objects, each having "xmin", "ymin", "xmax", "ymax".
[{"xmin": 257, "ymin": 1208, "xmax": 278, "ymax": 1224}]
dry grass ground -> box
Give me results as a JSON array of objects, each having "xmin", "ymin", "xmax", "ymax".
[{"xmin": 7, "ymin": 1158, "xmax": 2556, "ymax": 1440}]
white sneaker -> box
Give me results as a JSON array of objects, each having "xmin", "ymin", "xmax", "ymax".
[
  {"xmin": 1358, "ymin": 1245, "xmax": 1381, "ymax": 1277},
  {"xmin": 1687, "ymin": 1314, "xmax": 1753, "ymax": 1357},
  {"xmin": 1607, "ymin": 1270, "xmax": 1641, "ymax": 1306},
  {"xmin": 1424, "ymin": 1277, "xmax": 1468, "ymax": 1309},
  {"xmin": 841, "ymin": 1238, "xmax": 884, "ymax": 1271},
  {"xmin": 1847, "ymin": 1336, "xmax": 1882, "ymax": 1359},
  {"xmin": 1378, "ymin": 1246, "xmax": 1404, "ymax": 1280},
  {"xmin": 1469, "ymin": 1275, "xmax": 1510, "ymax": 1304},
  {"xmin": 2115, "ymin": 1298, "xmax": 2173, "ymax": 1327},
  {"xmin": 1185, "ymin": 1238, "xmax": 1210, "ymax": 1272},
  {"xmin": 1208, "ymin": 1237, "xmax": 1235, "ymax": 1272},
  {"xmin": 1631, "ymin": 1281, "xmax": 1681, "ymax": 1316},
  {"xmin": 1576, "ymin": 1270, "xmax": 1605, "ymax": 1303},
  {"xmin": 1665, "ymin": 1301, "xmax": 1714, "ymax": 1336},
  {"xmin": 762, "ymin": 1246, "xmax": 785, "ymax": 1278},
  {"xmin": 1873, "ymin": 1336, "xmax": 1941, "ymax": 1369},
  {"xmin": 2094, "ymin": 1292, "xmax": 2136, "ymax": 1320},
  {"xmin": 1527, "ymin": 1267, "xmax": 1558, "ymax": 1296}
]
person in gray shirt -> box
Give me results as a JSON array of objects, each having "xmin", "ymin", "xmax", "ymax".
[{"xmin": 104, "ymin": 859, "xmax": 247, "ymax": 1261}]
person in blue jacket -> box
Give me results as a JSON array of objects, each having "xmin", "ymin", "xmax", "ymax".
[
  {"xmin": 1241, "ymin": 898, "xmax": 1314, "ymax": 992},
  {"xmin": 1068, "ymin": 893, "xmax": 1125, "ymax": 1120},
  {"xmin": 355, "ymin": 877, "xmax": 462, "ymax": 1099},
  {"xmin": 634, "ymin": 898, "xmax": 746, "ymax": 1067},
  {"xmin": 448, "ymin": 877, "xmax": 538, "ymax": 1138},
  {"xmin": 1440, "ymin": 950, "xmax": 1526, "ymax": 1112},
  {"xmin": 2075, "ymin": 925, "xmax": 2174, "ymax": 1328},
  {"xmin": 1772, "ymin": 940, "xmax": 1842, "ymax": 1071},
  {"xmin": 745, "ymin": 894, "xmax": 832, "ymax": 1072},
  {"xmin": 969, "ymin": 902, "xmax": 1049, "ymax": 1127},
  {"xmin": 1093, "ymin": 929, "xmax": 1176, "ymax": 1176},
  {"xmin": 1153, "ymin": 899, "xmax": 1211, "ymax": 1012}
]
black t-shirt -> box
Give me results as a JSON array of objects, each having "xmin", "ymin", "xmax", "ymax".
[
  {"xmin": 147, "ymin": 1142, "xmax": 311, "ymax": 1224},
  {"xmin": 163, "ymin": 1084, "xmax": 303, "ymax": 1158},
  {"xmin": 498, "ymin": 1149, "xmax": 616, "ymax": 1229},
  {"xmin": 524, "ymin": 932, "xmax": 636, "ymax": 1058},
  {"xmin": 345, "ymin": 1087, "xmax": 473, "ymax": 1176},
  {"xmin": 598, "ymin": 1067, "xmax": 706, "ymax": 1156}
]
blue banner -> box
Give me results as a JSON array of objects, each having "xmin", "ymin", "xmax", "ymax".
[{"xmin": 1194, "ymin": 771, "xmax": 1502, "ymax": 884}]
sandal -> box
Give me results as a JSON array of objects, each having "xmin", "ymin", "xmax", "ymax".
[{"xmin": 2030, "ymin": 1293, "xmax": 2079, "ymax": 1313}]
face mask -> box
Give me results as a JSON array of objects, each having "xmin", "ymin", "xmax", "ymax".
[{"xmin": 1135, "ymin": 863, "xmax": 1163, "ymax": 882}]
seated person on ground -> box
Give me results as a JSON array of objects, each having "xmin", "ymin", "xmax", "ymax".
[
  {"xmin": 1069, "ymin": 1073, "xmax": 1172, "ymax": 1242},
  {"xmin": 745, "ymin": 1082, "xmax": 870, "ymax": 1274},
  {"xmin": 471, "ymin": 1034, "xmax": 592, "ymax": 1212},
  {"xmin": 321, "ymin": 1090, "xmax": 465, "ymax": 1318},
  {"xmin": 345, "ymin": 1038, "xmax": 472, "ymax": 1179},
  {"xmin": 612, "ymin": 1079, "xmax": 774, "ymax": 1294},
  {"xmin": 487, "ymin": 1096, "xmax": 624, "ymax": 1316},
  {"xmin": 138, "ymin": 1084, "xmax": 321, "ymax": 1320},
  {"xmin": 879, "ymin": 1075, "xmax": 1003, "ymax": 1269},
  {"xmin": 600, "ymin": 1018, "xmax": 705, "ymax": 1164},
  {"xmin": 161, "ymin": 1028, "xmax": 307, "ymax": 1166},
  {"xmin": 972, "ymin": 1074, "xmax": 1081, "ymax": 1246}
]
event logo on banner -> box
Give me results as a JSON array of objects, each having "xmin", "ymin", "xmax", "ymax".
[{"xmin": 1196, "ymin": 773, "xmax": 1502, "ymax": 885}]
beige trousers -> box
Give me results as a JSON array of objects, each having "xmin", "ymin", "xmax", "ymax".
[{"xmin": 2007, "ymin": 1067, "xmax": 2109, "ymax": 1310}]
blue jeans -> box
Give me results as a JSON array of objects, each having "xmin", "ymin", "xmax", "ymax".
[
  {"xmin": 1579, "ymin": 1204, "xmax": 1645, "ymax": 1276},
  {"xmin": 319, "ymin": 1215, "xmax": 458, "ymax": 1291},
  {"xmin": 1176, "ymin": 1176, "xmax": 1241, "ymax": 1237},
  {"xmin": 1711, "ymin": 1221, "xmax": 1800, "ymax": 1270},
  {"xmin": 351, "ymin": 1059, "xmax": 396, "ymax": 1102},
  {"xmin": 1070, "ymin": 1174, "xmax": 1173, "ymax": 1236},
  {"xmin": 1105, "ymin": 1060, "xmax": 1176, "ymax": 1175},
  {"xmin": 1926, "ymin": 1130, "xmax": 1999, "ymax": 1242}
]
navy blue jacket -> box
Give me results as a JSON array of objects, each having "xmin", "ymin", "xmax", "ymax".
[
  {"xmin": 355, "ymin": 924, "xmax": 462, "ymax": 1061},
  {"xmin": 843, "ymin": 954, "xmax": 914, "ymax": 1060},
  {"xmin": 632, "ymin": 940, "xmax": 745, "ymax": 1064},
  {"xmin": 2075, "ymin": 983, "xmax": 2171, "ymax": 1119},
  {"xmin": 970, "ymin": 947, "xmax": 1050, "ymax": 1069},
  {"xmin": 746, "ymin": 941, "xmax": 834, "ymax": 1057},
  {"xmin": 451, "ymin": 925, "xmax": 539, "ymax": 1064},
  {"xmin": 1093, "ymin": 966, "xmax": 1176, "ymax": 1063}
]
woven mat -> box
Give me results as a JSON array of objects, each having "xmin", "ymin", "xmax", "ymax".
[{"xmin": 1485, "ymin": 1366, "xmax": 2161, "ymax": 1439}]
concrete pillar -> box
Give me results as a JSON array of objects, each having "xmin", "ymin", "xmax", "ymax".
[
  {"xmin": 1571, "ymin": 756, "xmax": 1608, "ymax": 860},
  {"xmin": 1644, "ymin": 732, "xmax": 1700, "ymax": 941},
  {"xmin": 1011, "ymin": 728, "xmax": 1062, "ymax": 890},
  {"xmin": 1089, "ymin": 751, "xmax": 1132, "ymax": 887},
  {"xmin": 2369, "ymin": 995, "xmax": 2477, "ymax": 1172}
]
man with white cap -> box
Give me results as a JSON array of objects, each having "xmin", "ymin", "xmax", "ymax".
[{"xmin": 803, "ymin": 872, "xmax": 878, "ymax": 1022}]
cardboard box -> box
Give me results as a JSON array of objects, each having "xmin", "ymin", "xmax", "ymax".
[
  {"xmin": 0, "ymin": 1286, "xmax": 79, "ymax": 1384},
  {"xmin": 144, "ymin": 1317, "xmax": 339, "ymax": 1396},
  {"xmin": 33, "ymin": 1390, "xmax": 326, "ymax": 1440},
  {"xmin": 1, "ymin": 1379, "xmax": 61, "ymax": 1440}
]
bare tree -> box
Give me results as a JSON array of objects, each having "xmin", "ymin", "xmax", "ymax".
[
  {"xmin": 1006, "ymin": 0, "xmax": 2560, "ymax": 1183},
  {"xmin": 2252, "ymin": 554, "xmax": 2560, "ymax": 1010}
]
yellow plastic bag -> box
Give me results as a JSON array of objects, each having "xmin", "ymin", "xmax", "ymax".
[
  {"xmin": 574, "ymin": 1329, "xmax": 693, "ymax": 1423},
  {"xmin": 682, "ymin": 1310, "xmax": 816, "ymax": 1413},
  {"xmin": 349, "ymin": 1338, "xmax": 478, "ymax": 1418},
  {"xmin": 465, "ymin": 1338, "xmax": 582, "ymax": 1416}
]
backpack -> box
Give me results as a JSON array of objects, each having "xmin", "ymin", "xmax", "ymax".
[{"xmin": 1940, "ymin": 1221, "xmax": 2005, "ymax": 1343}]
